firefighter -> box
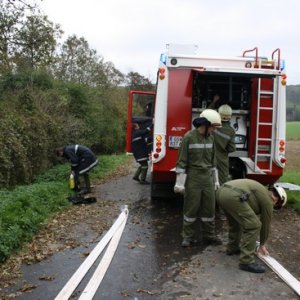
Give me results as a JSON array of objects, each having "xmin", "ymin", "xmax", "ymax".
[
  {"xmin": 208, "ymin": 93, "xmax": 222, "ymax": 109},
  {"xmin": 214, "ymin": 104, "xmax": 236, "ymax": 185},
  {"xmin": 131, "ymin": 122, "xmax": 152, "ymax": 184},
  {"xmin": 56, "ymin": 144, "xmax": 98, "ymax": 194},
  {"xmin": 175, "ymin": 109, "xmax": 223, "ymax": 247},
  {"xmin": 216, "ymin": 179, "xmax": 287, "ymax": 273}
]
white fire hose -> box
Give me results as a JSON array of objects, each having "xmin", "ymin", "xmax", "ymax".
[
  {"xmin": 256, "ymin": 241, "xmax": 300, "ymax": 296},
  {"xmin": 55, "ymin": 205, "xmax": 129, "ymax": 300}
]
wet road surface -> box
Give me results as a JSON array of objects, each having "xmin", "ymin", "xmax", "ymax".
[{"xmin": 4, "ymin": 164, "xmax": 299, "ymax": 299}]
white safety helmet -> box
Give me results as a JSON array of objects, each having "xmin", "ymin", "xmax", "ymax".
[
  {"xmin": 218, "ymin": 104, "xmax": 232, "ymax": 122},
  {"xmin": 200, "ymin": 109, "xmax": 222, "ymax": 127},
  {"xmin": 273, "ymin": 185, "xmax": 287, "ymax": 210}
]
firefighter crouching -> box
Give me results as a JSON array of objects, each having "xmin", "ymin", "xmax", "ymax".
[
  {"xmin": 131, "ymin": 122, "xmax": 152, "ymax": 184},
  {"xmin": 216, "ymin": 179, "xmax": 287, "ymax": 273},
  {"xmin": 174, "ymin": 109, "xmax": 223, "ymax": 247},
  {"xmin": 56, "ymin": 144, "xmax": 99, "ymax": 204}
]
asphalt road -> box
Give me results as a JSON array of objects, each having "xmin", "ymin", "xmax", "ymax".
[{"xmin": 4, "ymin": 163, "xmax": 299, "ymax": 299}]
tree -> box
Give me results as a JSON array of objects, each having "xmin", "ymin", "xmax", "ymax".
[
  {"xmin": 0, "ymin": 0, "xmax": 40, "ymax": 73},
  {"xmin": 126, "ymin": 71, "xmax": 154, "ymax": 90},
  {"xmin": 14, "ymin": 14, "xmax": 62, "ymax": 70},
  {"xmin": 54, "ymin": 35, "xmax": 104, "ymax": 85}
]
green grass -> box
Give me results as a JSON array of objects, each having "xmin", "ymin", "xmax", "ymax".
[
  {"xmin": 284, "ymin": 122, "xmax": 300, "ymax": 211},
  {"xmin": 286, "ymin": 121, "xmax": 300, "ymax": 140},
  {"xmin": 279, "ymin": 170, "xmax": 300, "ymax": 212},
  {"xmin": 0, "ymin": 154, "xmax": 131, "ymax": 262}
]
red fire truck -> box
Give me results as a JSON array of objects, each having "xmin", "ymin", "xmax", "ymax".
[{"xmin": 126, "ymin": 44, "xmax": 287, "ymax": 199}]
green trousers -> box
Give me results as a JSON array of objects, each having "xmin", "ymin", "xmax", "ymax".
[
  {"xmin": 216, "ymin": 186, "xmax": 261, "ymax": 264},
  {"xmin": 182, "ymin": 169, "xmax": 216, "ymax": 240}
]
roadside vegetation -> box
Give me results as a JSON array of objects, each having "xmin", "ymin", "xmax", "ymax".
[
  {"xmin": 0, "ymin": 0, "xmax": 151, "ymax": 264},
  {"xmin": 280, "ymin": 121, "xmax": 300, "ymax": 212},
  {"xmin": 0, "ymin": 154, "xmax": 131, "ymax": 262}
]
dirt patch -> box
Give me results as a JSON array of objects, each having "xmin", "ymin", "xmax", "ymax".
[
  {"xmin": 268, "ymin": 208, "xmax": 300, "ymax": 279},
  {"xmin": 286, "ymin": 140, "xmax": 300, "ymax": 171}
]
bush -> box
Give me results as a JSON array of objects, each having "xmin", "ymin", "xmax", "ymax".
[{"xmin": 0, "ymin": 71, "xmax": 128, "ymax": 187}]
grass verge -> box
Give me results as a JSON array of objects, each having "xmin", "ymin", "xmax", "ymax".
[
  {"xmin": 0, "ymin": 154, "xmax": 131, "ymax": 262},
  {"xmin": 286, "ymin": 121, "xmax": 300, "ymax": 140},
  {"xmin": 279, "ymin": 169, "xmax": 300, "ymax": 212}
]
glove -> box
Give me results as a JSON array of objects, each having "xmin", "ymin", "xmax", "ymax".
[
  {"xmin": 211, "ymin": 167, "xmax": 220, "ymax": 191},
  {"xmin": 174, "ymin": 173, "xmax": 187, "ymax": 194}
]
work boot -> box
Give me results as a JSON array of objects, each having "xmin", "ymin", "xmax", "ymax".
[
  {"xmin": 181, "ymin": 238, "xmax": 197, "ymax": 247},
  {"xmin": 140, "ymin": 167, "xmax": 148, "ymax": 182},
  {"xmin": 203, "ymin": 236, "xmax": 223, "ymax": 246},
  {"xmin": 133, "ymin": 166, "xmax": 142, "ymax": 182},
  {"xmin": 239, "ymin": 263, "xmax": 265, "ymax": 273},
  {"xmin": 226, "ymin": 249, "xmax": 241, "ymax": 256},
  {"xmin": 78, "ymin": 187, "xmax": 90, "ymax": 195},
  {"xmin": 139, "ymin": 180, "xmax": 150, "ymax": 185}
]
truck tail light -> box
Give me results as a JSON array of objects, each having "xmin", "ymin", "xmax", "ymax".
[
  {"xmin": 278, "ymin": 140, "xmax": 286, "ymax": 164},
  {"xmin": 155, "ymin": 135, "xmax": 162, "ymax": 153},
  {"xmin": 152, "ymin": 134, "xmax": 165, "ymax": 161},
  {"xmin": 280, "ymin": 157, "xmax": 287, "ymax": 164},
  {"xmin": 279, "ymin": 140, "xmax": 285, "ymax": 152}
]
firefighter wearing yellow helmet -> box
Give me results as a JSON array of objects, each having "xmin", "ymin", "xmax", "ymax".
[
  {"xmin": 174, "ymin": 109, "xmax": 222, "ymax": 247},
  {"xmin": 216, "ymin": 179, "xmax": 287, "ymax": 273},
  {"xmin": 214, "ymin": 104, "xmax": 236, "ymax": 185}
]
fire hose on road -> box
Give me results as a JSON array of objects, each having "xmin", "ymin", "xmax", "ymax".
[
  {"xmin": 257, "ymin": 253, "xmax": 300, "ymax": 296},
  {"xmin": 256, "ymin": 242, "xmax": 300, "ymax": 296},
  {"xmin": 55, "ymin": 205, "xmax": 129, "ymax": 300}
]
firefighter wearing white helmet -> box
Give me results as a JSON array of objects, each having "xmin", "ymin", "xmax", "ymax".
[
  {"xmin": 218, "ymin": 104, "xmax": 233, "ymax": 122},
  {"xmin": 213, "ymin": 104, "xmax": 236, "ymax": 186},
  {"xmin": 273, "ymin": 184, "xmax": 287, "ymax": 209},
  {"xmin": 216, "ymin": 179, "xmax": 288, "ymax": 274},
  {"xmin": 199, "ymin": 108, "xmax": 222, "ymax": 127},
  {"xmin": 174, "ymin": 109, "xmax": 222, "ymax": 247}
]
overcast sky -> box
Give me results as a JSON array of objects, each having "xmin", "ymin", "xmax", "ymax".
[{"xmin": 40, "ymin": 0, "xmax": 300, "ymax": 84}]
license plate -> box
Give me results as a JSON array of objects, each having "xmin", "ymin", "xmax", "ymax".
[{"xmin": 169, "ymin": 136, "xmax": 182, "ymax": 148}]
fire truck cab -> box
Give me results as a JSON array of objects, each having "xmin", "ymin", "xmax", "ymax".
[{"xmin": 126, "ymin": 44, "xmax": 287, "ymax": 199}]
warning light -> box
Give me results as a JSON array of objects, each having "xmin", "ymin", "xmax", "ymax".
[
  {"xmin": 159, "ymin": 68, "xmax": 166, "ymax": 80},
  {"xmin": 281, "ymin": 74, "xmax": 287, "ymax": 86}
]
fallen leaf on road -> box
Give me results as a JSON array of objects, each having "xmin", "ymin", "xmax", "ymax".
[{"xmin": 19, "ymin": 283, "xmax": 37, "ymax": 292}]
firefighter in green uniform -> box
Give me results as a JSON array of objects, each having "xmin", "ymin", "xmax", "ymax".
[
  {"xmin": 214, "ymin": 104, "xmax": 236, "ymax": 185},
  {"xmin": 216, "ymin": 179, "xmax": 287, "ymax": 273},
  {"xmin": 174, "ymin": 109, "xmax": 223, "ymax": 247}
]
